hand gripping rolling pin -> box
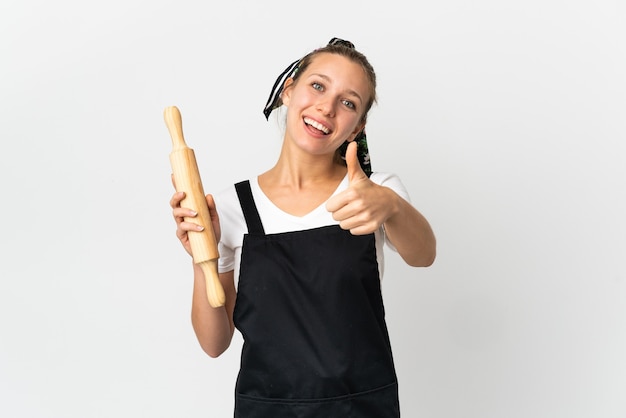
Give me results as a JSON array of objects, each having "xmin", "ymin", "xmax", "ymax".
[{"xmin": 164, "ymin": 106, "xmax": 225, "ymax": 308}]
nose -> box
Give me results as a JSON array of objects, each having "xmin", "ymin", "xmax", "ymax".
[{"xmin": 316, "ymin": 98, "xmax": 335, "ymax": 117}]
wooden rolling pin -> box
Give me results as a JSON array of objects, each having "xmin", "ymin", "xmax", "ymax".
[{"xmin": 164, "ymin": 106, "xmax": 225, "ymax": 308}]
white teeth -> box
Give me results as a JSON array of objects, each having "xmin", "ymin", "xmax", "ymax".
[{"xmin": 304, "ymin": 117, "xmax": 329, "ymax": 134}]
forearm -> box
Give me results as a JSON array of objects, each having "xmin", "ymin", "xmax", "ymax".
[
  {"xmin": 383, "ymin": 191, "xmax": 436, "ymax": 267},
  {"xmin": 191, "ymin": 264, "xmax": 236, "ymax": 357}
]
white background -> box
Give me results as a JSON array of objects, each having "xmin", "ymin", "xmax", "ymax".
[{"xmin": 1, "ymin": 0, "xmax": 625, "ymax": 417}]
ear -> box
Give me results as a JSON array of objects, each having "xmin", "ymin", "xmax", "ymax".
[
  {"xmin": 280, "ymin": 77, "xmax": 295, "ymax": 106},
  {"xmin": 349, "ymin": 121, "xmax": 366, "ymax": 142}
]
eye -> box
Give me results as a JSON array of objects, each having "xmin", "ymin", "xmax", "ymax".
[
  {"xmin": 341, "ymin": 99, "xmax": 356, "ymax": 110},
  {"xmin": 312, "ymin": 82, "xmax": 324, "ymax": 91}
]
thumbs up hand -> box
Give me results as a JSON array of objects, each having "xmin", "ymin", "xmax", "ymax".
[{"xmin": 326, "ymin": 141, "xmax": 398, "ymax": 235}]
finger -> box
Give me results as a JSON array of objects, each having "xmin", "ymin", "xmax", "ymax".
[
  {"xmin": 176, "ymin": 223, "xmax": 204, "ymax": 244},
  {"xmin": 173, "ymin": 207, "xmax": 197, "ymax": 222},
  {"xmin": 178, "ymin": 220, "xmax": 205, "ymax": 233},
  {"xmin": 348, "ymin": 224, "xmax": 376, "ymax": 236},
  {"xmin": 205, "ymin": 194, "xmax": 220, "ymax": 222},
  {"xmin": 326, "ymin": 190, "xmax": 349, "ymax": 213},
  {"xmin": 345, "ymin": 141, "xmax": 366, "ymax": 185},
  {"xmin": 170, "ymin": 191, "xmax": 186, "ymax": 208},
  {"xmin": 326, "ymin": 142, "xmax": 364, "ymax": 213},
  {"xmin": 336, "ymin": 211, "xmax": 377, "ymax": 235},
  {"xmin": 205, "ymin": 193, "xmax": 216, "ymax": 212}
]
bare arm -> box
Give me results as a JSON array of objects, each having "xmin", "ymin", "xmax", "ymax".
[
  {"xmin": 380, "ymin": 189, "xmax": 436, "ymax": 267},
  {"xmin": 170, "ymin": 188, "xmax": 237, "ymax": 357},
  {"xmin": 191, "ymin": 267, "xmax": 237, "ymax": 357}
]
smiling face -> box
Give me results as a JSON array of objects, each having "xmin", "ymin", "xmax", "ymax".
[{"xmin": 280, "ymin": 52, "xmax": 372, "ymax": 159}]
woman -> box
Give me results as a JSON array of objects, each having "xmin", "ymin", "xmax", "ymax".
[{"xmin": 171, "ymin": 37, "xmax": 436, "ymax": 417}]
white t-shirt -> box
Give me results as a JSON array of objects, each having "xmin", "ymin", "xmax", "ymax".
[{"xmin": 214, "ymin": 172, "xmax": 411, "ymax": 288}]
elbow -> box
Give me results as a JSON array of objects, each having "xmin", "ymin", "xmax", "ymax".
[
  {"xmin": 205, "ymin": 350, "xmax": 224, "ymax": 359},
  {"xmin": 405, "ymin": 249, "xmax": 436, "ymax": 267},
  {"xmin": 403, "ymin": 240, "xmax": 436, "ymax": 268},
  {"xmin": 193, "ymin": 320, "xmax": 233, "ymax": 359},
  {"xmin": 421, "ymin": 250, "xmax": 437, "ymax": 267},
  {"xmin": 418, "ymin": 234, "xmax": 437, "ymax": 267},
  {"xmin": 422, "ymin": 242, "xmax": 437, "ymax": 267},
  {"xmin": 201, "ymin": 341, "xmax": 230, "ymax": 359}
]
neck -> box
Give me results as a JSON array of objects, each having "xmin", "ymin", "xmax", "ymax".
[{"xmin": 262, "ymin": 141, "xmax": 346, "ymax": 189}]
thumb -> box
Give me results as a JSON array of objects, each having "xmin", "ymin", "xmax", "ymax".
[{"xmin": 346, "ymin": 141, "xmax": 366, "ymax": 184}]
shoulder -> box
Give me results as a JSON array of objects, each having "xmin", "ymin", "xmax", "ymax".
[
  {"xmin": 213, "ymin": 183, "xmax": 241, "ymax": 213},
  {"xmin": 213, "ymin": 182, "xmax": 247, "ymax": 246}
]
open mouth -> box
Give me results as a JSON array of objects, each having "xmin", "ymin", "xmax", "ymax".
[{"xmin": 304, "ymin": 117, "xmax": 330, "ymax": 135}]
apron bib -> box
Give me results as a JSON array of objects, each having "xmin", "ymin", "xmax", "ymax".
[{"xmin": 233, "ymin": 180, "xmax": 400, "ymax": 418}]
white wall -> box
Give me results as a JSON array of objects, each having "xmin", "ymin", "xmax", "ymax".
[{"xmin": 1, "ymin": 1, "xmax": 624, "ymax": 417}]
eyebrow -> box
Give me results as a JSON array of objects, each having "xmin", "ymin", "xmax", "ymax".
[{"xmin": 309, "ymin": 73, "xmax": 364, "ymax": 104}]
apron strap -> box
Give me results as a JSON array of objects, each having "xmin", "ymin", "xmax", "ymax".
[{"xmin": 235, "ymin": 180, "xmax": 266, "ymax": 235}]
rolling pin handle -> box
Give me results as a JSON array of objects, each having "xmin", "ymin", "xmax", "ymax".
[{"xmin": 164, "ymin": 106, "xmax": 186, "ymax": 150}]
